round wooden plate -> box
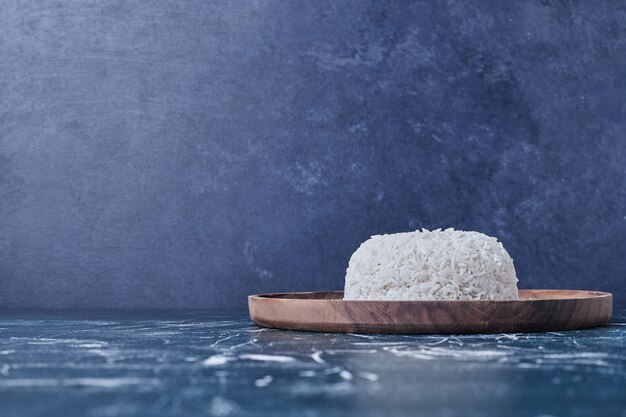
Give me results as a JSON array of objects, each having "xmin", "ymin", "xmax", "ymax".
[{"xmin": 248, "ymin": 290, "xmax": 612, "ymax": 334}]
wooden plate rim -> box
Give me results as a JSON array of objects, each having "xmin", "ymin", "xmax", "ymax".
[
  {"xmin": 248, "ymin": 289, "xmax": 612, "ymax": 303},
  {"xmin": 248, "ymin": 290, "xmax": 613, "ymax": 334}
]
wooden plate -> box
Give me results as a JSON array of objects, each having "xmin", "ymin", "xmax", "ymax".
[{"xmin": 248, "ymin": 290, "xmax": 612, "ymax": 334}]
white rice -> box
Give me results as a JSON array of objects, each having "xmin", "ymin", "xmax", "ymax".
[{"xmin": 344, "ymin": 228, "xmax": 518, "ymax": 301}]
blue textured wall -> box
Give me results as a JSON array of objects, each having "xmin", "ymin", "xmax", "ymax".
[{"xmin": 1, "ymin": 1, "xmax": 624, "ymax": 308}]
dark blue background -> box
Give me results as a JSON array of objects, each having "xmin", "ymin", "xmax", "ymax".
[{"xmin": 1, "ymin": 1, "xmax": 624, "ymax": 308}]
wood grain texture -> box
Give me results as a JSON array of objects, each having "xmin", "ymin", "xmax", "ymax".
[{"xmin": 248, "ymin": 290, "xmax": 613, "ymax": 334}]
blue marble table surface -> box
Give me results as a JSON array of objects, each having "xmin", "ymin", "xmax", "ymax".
[{"xmin": 0, "ymin": 309, "xmax": 624, "ymax": 417}]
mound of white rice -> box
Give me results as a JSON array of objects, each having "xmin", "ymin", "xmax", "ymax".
[{"xmin": 344, "ymin": 228, "xmax": 518, "ymax": 301}]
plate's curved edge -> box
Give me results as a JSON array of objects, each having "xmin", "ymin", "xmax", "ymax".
[
  {"xmin": 248, "ymin": 289, "xmax": 613, "ymax": 302},
  {"xmin": 247, "ymin": 290, "xmax": 613, "ymax": 335}
]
